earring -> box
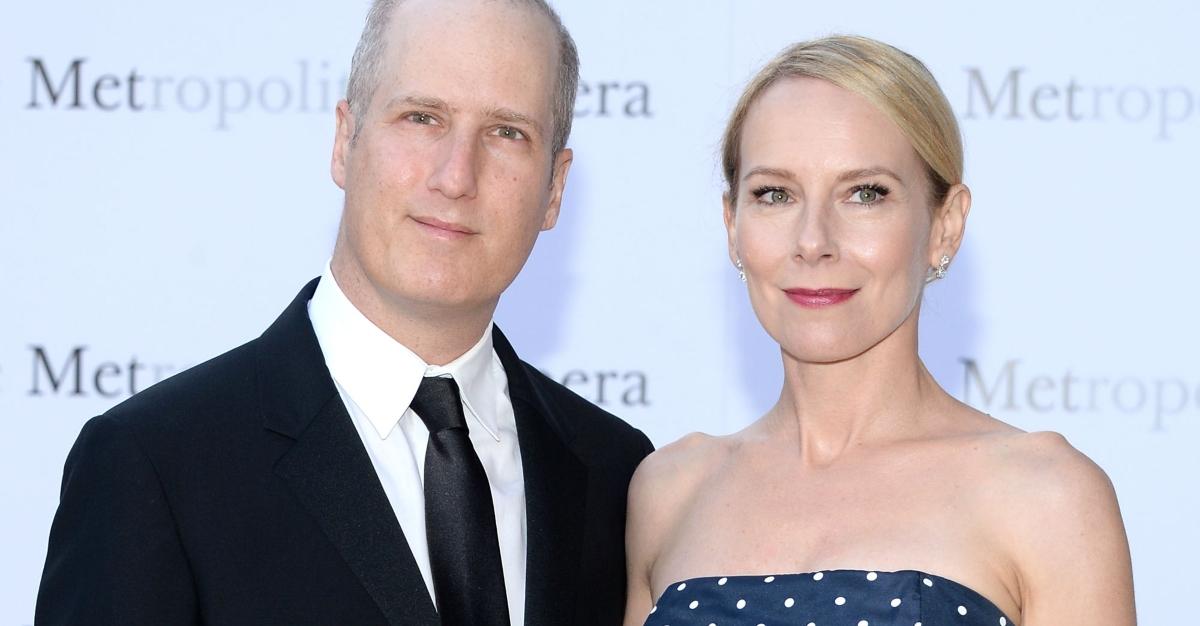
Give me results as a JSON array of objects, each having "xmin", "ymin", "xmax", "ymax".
[
  {"xmin": 930, "ymin": 254, "xmax": 951, "ymax": 281},
  {"xmin": 735, "ymin": 258, "xmax": 747, "ymax": 283}
]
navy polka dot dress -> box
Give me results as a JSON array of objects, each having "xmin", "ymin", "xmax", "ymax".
[{"xmin": 643, "ymin": 570, "xmax": 1015, "ymax": 626}]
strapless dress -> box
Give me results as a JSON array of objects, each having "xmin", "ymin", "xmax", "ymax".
[{"xmin": 644, "ymin": 569, "xmax": 1015, "ymax": 626}]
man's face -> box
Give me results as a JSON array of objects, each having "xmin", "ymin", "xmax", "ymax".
[{"xmin": 331, "ymin": 0, "xmax": 571, "ymax": 318}]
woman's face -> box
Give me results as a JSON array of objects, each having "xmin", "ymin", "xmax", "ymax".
[{"xmin": 726, "ymin": 76, "xmax": 964, "ymax": 364}]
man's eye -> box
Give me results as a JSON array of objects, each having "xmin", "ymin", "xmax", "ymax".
[
  {"xmin": 407, "ymin": 112, "xmax": 435, "ymax": 125},
  {"xmin": 753, "ymin": 187, "xmax": 790, "ymax": 205},
  {"xmin": 494, "ymin": 126, "xmax": 526, "ymax": 140}
]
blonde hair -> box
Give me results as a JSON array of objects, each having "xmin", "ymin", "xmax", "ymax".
[{"xmin": 721, "ymin": 35, "xmax": 962, "ymax": 206}]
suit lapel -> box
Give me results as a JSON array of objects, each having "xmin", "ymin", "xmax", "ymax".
[
  {"xmin": 260, "ymin": 279, "xmax": 438, "ymax": 626},
  {"xmin": 493, "ymin": 328, "xmax": 589, "ymax": 626}
]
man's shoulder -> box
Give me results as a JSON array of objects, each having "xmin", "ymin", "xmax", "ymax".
[
  {"xmin": 517, "ymin": 359, "xmax": 654, "ymax": 459},
  {"xmin": 99, "ymin": 336, "xmax": 263, "ymax": 440}
]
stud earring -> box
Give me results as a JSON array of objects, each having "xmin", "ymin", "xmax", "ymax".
[
  {"xmin": 735, "ymin": 258, "xmax": 747, "ymax": 283},
  {"xmin": 929, "ymin": 254, "xmax": 951, "ymax": 282}
]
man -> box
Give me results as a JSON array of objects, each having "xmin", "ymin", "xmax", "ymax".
[{"xmin": 35, "ymin": 0, "xmax": 653, "ymax": 624}]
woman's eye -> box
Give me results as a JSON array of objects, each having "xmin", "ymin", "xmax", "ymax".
[
  {"xmin": 849, "ymin": 185, "xmax": 887, "ymax": 205},
  {"xmin": 853, "ymin": 188, "xmax": 878, "ymax": 203},
  {"xmin": 755, "ymin": 188, "xmax": 790, "ymax": 204}
]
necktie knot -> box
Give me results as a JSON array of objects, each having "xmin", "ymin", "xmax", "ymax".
[{"xmin": 410, "ymin": 376, "xmax": 467, "ymax": 433}]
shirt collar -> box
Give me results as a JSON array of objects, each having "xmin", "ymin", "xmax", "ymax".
[{"xmin": 307, "ymin": 263, "xmax": 503, "ymax": 442}]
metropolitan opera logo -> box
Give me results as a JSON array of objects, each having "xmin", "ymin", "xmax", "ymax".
[
  {"xmin": 20, "ymin": 56, "xmax": 653, "ymax": 130},
  {"xmin": 959, "ymin": 358, "xmax": 1197, "ymax": 432},
  {"xmin": 963, "ymin": 66, "xmax": 1200, "ymax": 140},
  {"xmin": 20, "ymin": 343, "xmax": 650, "ymax": 409}
]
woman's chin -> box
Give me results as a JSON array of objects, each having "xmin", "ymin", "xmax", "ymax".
[{"xmin": 778, "ymin": 338, "xmax": 871, "ymax": 366}]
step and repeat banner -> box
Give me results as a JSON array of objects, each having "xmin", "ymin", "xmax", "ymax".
[{"xmin": 2, "ymin": 0, "xmax": 1197, "ymax": 623}]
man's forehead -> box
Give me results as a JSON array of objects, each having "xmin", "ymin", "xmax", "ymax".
[
  {"xmin": 387, "ymin": 0, "xmax": 558, "ymax": 49},
  {"xmin": 376, "ymin": 0, "xmax": 559, "ymax": 116}
]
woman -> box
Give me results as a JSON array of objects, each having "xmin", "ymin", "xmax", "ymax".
[{"xmin": 624, "ymin": 36, "xmax": 1135, "ymax": 626}]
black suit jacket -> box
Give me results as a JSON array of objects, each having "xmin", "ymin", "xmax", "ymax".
[{"xmin": 36, "ymin": 279, "xmax": 654, "ymax": 625}]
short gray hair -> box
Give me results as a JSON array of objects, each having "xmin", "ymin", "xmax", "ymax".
[{"xmin": 345, "ymin": 0, "xmax": 579, "ymax": 155}]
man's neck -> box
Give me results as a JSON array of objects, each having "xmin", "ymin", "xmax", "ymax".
[{"xmin": 329, "ymin": 257, "xmax": 495, "ymax": 366}]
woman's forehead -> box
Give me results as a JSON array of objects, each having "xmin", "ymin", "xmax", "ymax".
[{"xmin": 740, "ymin": 78, "xmax": 925, "ymax": 183}]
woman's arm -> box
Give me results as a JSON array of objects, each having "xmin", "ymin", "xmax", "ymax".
[
  {"xmin": 1008, "ymin": 432, "xmax": 1136, "ymax": 625},
  {"xmin": 622, "ymin": 433, "xmax": 714, "ymax": 626}
]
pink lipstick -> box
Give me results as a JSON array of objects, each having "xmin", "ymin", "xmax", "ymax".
[{"xmin": 784, "ymin": 288, "xmax": 858, "ymax": 308}]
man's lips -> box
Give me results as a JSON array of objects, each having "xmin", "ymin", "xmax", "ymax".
[
  {"xmin": 411, "ymin": 215, "xmax": 476, "ymax": 237},
  {"xmin": 783, "ymin": 288, "xmax": 859, "ymax": 307}
]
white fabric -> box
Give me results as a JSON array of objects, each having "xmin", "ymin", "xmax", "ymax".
[{"xmin": 307, "ymin": 263, "xmax": 526, "ymax": 626}]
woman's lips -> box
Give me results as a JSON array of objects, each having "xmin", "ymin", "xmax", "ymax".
[{"xmin": 783, "ymin": 288, "xmax": 859, "ymax": 308}]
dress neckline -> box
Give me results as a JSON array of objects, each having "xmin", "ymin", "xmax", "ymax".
[{"xmin": 655, "ymin": 569, "xmax": 1016, "ymax": 625}]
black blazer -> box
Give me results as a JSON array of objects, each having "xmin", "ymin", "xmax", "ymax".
[{"xmin": 36, "ymin": 279, "xmax": 654, "ymax": 626}]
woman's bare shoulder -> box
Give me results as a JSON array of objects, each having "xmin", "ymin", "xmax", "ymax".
[
  {"xmin": 976, "ymin": 429, "xmax": 1133, "ymax": 620},
  {"xmin": 625, "ymin": 431, "xmax": 737, "ymax": 589},
  {"xmin": 975, "ymin": 428, "xmax": 1114, "ymax": 498},
  {"xmin": 629, "ymin": 431, "xmax": 733, "ymax": 507},
  {"xmin": 969, "ymin": 429, "xmax": 1126, "ymax": 564}
]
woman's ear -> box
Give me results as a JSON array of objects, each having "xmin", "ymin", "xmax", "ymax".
[{"xmin": 928, "ymin": 183, "xmax": 972, "ymax": 267}]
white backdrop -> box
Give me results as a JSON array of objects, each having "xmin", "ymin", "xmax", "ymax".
[{"xmin": 3, "ymin": 1, "xmax": 1198, "ymax": 623}]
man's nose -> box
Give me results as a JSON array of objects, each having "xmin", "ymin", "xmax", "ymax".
[{"xmin": 426, "ymin": 130, "xmax": 480, "ymax": 200}]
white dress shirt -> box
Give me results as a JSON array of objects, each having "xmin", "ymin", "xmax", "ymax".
[{"xmin": 307, "ymin": 264, "xmax": 526, "ymax": 626}]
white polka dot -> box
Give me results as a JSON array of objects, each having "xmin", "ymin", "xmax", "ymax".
[
  {"xmin": 891, "ymin": 598, "xmax": 902, "ymax": 607},
  {"xmin": 677, "ymin": 582, "xmax": 687, "ymax": 591},
  {"xmin": 923, "ymin": 578, "xmax": 933, "ymax": 587},
  {"xmin": 718, "ymin": 577, "xmax": 728, "ymax": 586},
  {"xmin": 689, "ymin": 600, "xmax": 699, "ymax": 609},
  {"xmin": 835, "ymin": 596, "xmax": 846, "ymax": 606},
  {"xmin": 916, "ymin": 623, "xmax": 923, "ymax": 626},
  {"xmin": 859, "ymin": 621, "xmax": 870, "ymax": 626},
  {"xmin": 1000, "ymin": 619, "xmax": 1008, "ymax": 626},
  {"xmin": 708, "ymin": 623, "xmax": 716, "ymax": 626},
  {"xmin": 764, "ymin": 576, "xmax": 775, "ymax": 583},
  {"xmin": 784, "ymin": 597, "xmax": 795, "ymax": 608},
  {"xmin": 736, "ymin": 599, "xmax": 746, "ymax": 610},
  {"xmin": 866, "ymin": 571, "xmax": 878, "ymax": 581},
  {"xmin": 807, "ymin": 623, "xmax": 816, "ymax": 626},
  {"xmin": 958, "ymin": 605, "xmax": 968, "ymax": 616},
  {"xmin": 813, "ymin": 571, "xmax": 825, "ymax": 581}
]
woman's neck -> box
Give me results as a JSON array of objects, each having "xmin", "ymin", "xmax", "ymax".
[{"xmin": 764, "ymin": 314, "xmax": 949, "ymax": 465}]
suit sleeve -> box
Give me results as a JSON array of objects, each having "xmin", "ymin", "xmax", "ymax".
[{"xmin": 36, "ymin": 415, "xmax": 199, "ymax": 626}]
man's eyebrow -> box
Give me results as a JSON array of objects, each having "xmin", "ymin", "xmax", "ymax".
[
  {"xmin": 484, "ymin": 106, "xmax": 543, "ymax": 136},
  {"xmin": 386, "ymin": 94, "xmax": 451, "ymax": 112},
  {"xmin": 381, "ymin": 97, "xmax": 543, "ymax": 136}
]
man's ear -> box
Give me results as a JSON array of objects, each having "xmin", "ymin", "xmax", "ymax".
[
  {"xmin": 542, "ymin": 147, "xmax": 573, "ymax": 231},
  {"xmin": 331, "ymin": 99, "xmax": 354, "ymax": 190}
]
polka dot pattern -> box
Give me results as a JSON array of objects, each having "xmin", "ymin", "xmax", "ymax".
[{"xmin": 643, "ymin": 569, "xmax": 1016, "ymax": 626}]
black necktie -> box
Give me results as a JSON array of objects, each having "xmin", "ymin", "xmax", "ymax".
[{"xmin": 409, "ymin": 376, "xmax": 510, "ymax": 626}]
